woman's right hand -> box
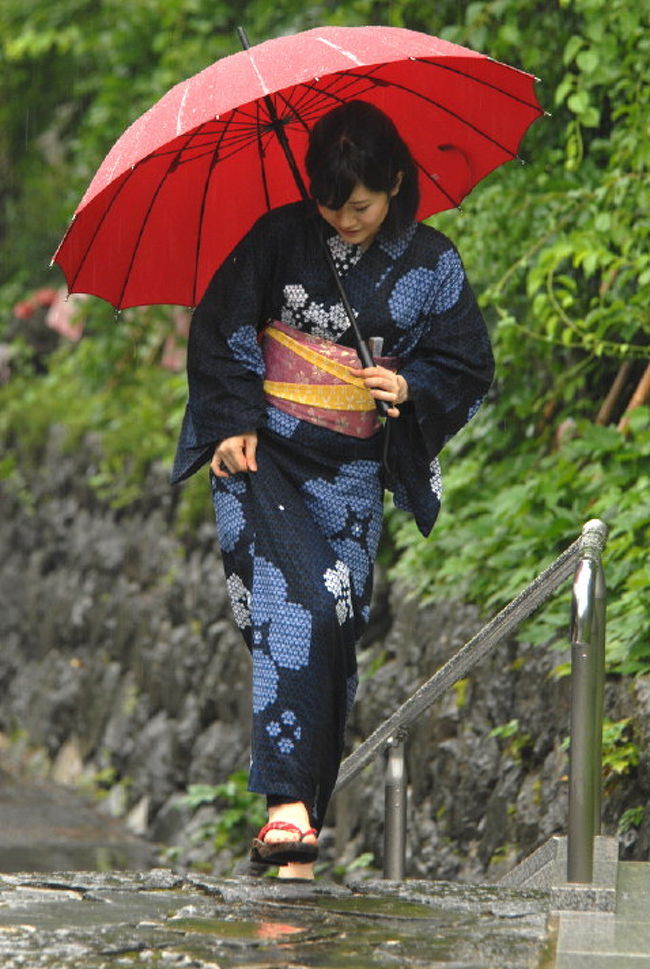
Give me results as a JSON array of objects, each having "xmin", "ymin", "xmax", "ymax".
[{"xmin": 211, "ymin": 432, "xmax": 258, "ymax": 477}]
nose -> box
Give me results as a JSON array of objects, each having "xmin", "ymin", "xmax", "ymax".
[{"xmin": 336, "ymin": 210, "xmax": 358, "ymax": 232}]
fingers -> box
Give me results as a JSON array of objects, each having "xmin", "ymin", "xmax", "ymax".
[
  {"xmin": 349, "ymin": 367, "xmax": 408, "ymax": 412},
  {"xmin": 245, "ymin": 433, "xmax": 258, "ymax": 472},
  {"xmin": 211, "ymin": 459, "xmax": 229, "ymax": 478},
  {"xmin": 211, "ymin": 432, "xmax": 258, "ymax": 477}
]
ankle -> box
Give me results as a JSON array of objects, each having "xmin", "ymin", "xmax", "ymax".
[{"xmin": 268, "ymin": 801, "xmax": 312, "ymax": 830}]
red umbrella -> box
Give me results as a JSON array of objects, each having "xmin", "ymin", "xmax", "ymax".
[{"xmin": 53, "ymin": 25, "xmax": 544, "ymax": 312}]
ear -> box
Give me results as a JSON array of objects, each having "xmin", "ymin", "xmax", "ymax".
[{"xmin": 390, "ymin": 171, "xmax": 404, "ymax": 197}]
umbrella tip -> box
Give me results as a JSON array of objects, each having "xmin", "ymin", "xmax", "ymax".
[{"xmin": 237, "ymin": 26, "xmax": 251, "ymax": 50}]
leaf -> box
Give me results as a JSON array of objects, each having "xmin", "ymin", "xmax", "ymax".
[
  {"xmin": 567, "ymin": 90, "xmax": 590, "ymax": 114},
  {"xmin": 576, "ymin": 48, "xmax": 599, "ymax": 73},
  {"xmin": 563, "ymin": 35, "xmax": 584, "ymax": 65},
  {"xmin": 554, "ymin": 76, "xmax": 575, "ymax": 107}
]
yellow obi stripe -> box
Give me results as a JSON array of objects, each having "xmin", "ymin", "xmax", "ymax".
[
  {"xmin": 262, "ymin": 325, "xmax": 374, "ymax": 411},
  {"xmin": 263, "ymin": 380, "xmax": 375, "ymax": 411}
]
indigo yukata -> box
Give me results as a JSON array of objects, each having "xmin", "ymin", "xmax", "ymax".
[{"xmin": 171, "ymin": 200, "xmax": 494, "ymax": 828}]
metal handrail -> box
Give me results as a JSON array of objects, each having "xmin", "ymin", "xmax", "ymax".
[
  {"xmin": 335, "ymin": 519, "xmax": 608, "ymax": 881},
  {"xmin": 568, "ymin": 520, "xmax": 607, "ymax": 882}
]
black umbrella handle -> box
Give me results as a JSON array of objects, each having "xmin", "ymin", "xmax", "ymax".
[
  {"xmin": 309, "ymin": 222, "xmax": 390, "ymax": 416},
  {"xmin": 237, "ymin": 26, "xmax": 389, "ymax": 418}
]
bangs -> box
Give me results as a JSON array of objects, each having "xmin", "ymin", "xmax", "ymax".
[{"xmin": 310, "ymin": 151, "xmax": 364, "ymax": 210}]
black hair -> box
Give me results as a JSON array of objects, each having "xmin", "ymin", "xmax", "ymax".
[{"xmin": 305, "ymin": 100, "xmax": 419, "ymax": 237}]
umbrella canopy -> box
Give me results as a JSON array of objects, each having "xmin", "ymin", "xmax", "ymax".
[{"xmin": 53, "ymin": 25, "xmax": 544, "ymax": 310}]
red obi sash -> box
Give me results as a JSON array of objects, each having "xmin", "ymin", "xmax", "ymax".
[{"xmin": 261, "ymin": 320, "xmax": 398, "ymax": 439}]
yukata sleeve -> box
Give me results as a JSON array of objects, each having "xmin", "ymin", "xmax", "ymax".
[
  {"xmin": 398, "ymin": 244, "xmax": 494, "ymax": 459},
  {"xmin": 170, "ymin": 223, "xmax": 271, "ymax": 484}
]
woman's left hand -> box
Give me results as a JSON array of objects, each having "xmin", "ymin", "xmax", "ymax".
[{"xmin": 349, "ymin": 366, "xmax": 409, "ymax": 418}]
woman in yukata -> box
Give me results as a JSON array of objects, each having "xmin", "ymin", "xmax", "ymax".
[{"xmin": 172, "ymin": 100, "xmax": 495, "ymax": 879}]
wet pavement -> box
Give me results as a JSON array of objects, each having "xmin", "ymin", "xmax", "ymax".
[
  {"xmin": 0, "ymin": 766, "xmax": 155, "ymax": 873},
  {"xmin": 0, "ymin": 869, "xmax": 552, "ymax": 969},
  {"xmin": 3, "ymin": 758, "xmax": 650, "ymax": 966},
  {"xmin": 0, "ymin": 757, "xmax": 553, "ymax": 966}
]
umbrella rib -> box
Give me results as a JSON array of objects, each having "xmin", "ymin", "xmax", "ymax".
[
  {"xmin": 191, "ymin": 114, "xmax": 236, "ymax": 306},
  {"xmin": 279, "ymin": 80, "xmax": 347, "ymax": 117},
  {"xmin": 61, "ymin": 175, "xmax": 131, "ymax": 294},
  {"xmin": 334, "ymin": 70, "xmax": 522, "ymax": 160},
  {"xmin": 152, "ymin": 125, "xmax": 259, "ymax": 159},
  {"xmin": 273, "ymin": 91, "xmax": 312, "ymax": 133},
  {"xmin": 416, "ymin": 160, "xmax": 461, "ymax": 210},
  {"xmin": 255, "ymin": 100, "xmax": 273, "ymax": 211},
  {"xmin": 276, "ymin": 88, "xmax": 318, "ymax": 124},
  {"xmin": 296, "ymin": 74, "xmax": 377, "ymax": 112},
  {"xmin": 157, "ymin": 129, "xmax": 275, "ymax": 169},
  {"xmin": 280, "ymin": 72, "xmax": 385, "ymax": 127},
  {"xmin": 413, "ymin": 58, "xmax": 543, "ymax": 114},
  {"xmin": 116, "ymin": 131, "xmax": 198, "ymax": 309},
  {"xmin": 146, "ymin": 121, "xmax": 274, "ymax": 168},
  {"xmin": 270, "ymin": 67, "xmax": 381, "ymax": 124}
]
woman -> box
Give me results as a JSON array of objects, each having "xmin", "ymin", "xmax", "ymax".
[{"xmin": 172, "ymin": 100, "xmax": 494, "ymax": 879}]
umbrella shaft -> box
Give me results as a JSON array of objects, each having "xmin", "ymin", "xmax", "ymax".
[{"xmin": 237, "ymin": 26, "xmax": 385, "ymax": 410}]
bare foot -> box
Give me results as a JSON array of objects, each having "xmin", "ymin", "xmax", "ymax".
[{"xmin": 266, "ymin": 801, "xmax": 317, "ymax": 880}]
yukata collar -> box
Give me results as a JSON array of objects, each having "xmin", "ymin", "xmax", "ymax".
[{"xmin": 317, "ymin": 213, "xmax": 419, "ymax": 262}]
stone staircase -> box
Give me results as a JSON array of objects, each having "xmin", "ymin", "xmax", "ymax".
[{"xmin": 502, "ymin": 835, "xmax": 650, "ymax": 967}]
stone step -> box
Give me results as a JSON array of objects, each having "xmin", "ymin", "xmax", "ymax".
[
  {"xmin": 0, "ymin": 869, "xmax": 550, "ymax": 969},
  {"xmin": 554, "ymin": 862, "xmax": 650, "ymax": 968}
]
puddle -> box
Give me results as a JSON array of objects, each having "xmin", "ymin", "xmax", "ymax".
[
  {"xmin": 167, "ymin": 915, "xmax": 309, "ymax": 940},
  {"xmin": 310, "ymin": 893, "xmax": 436, "ymax": 919}
]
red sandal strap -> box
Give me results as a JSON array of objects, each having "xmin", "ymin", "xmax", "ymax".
[{"xmin": 257, "ymin": 821, "xmax": 317, "ymax": 842}]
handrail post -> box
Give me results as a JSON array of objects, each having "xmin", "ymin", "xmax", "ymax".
[
  {"xmin": 592, "ymin": 560, "xmax": 606, "ymax": 835},
  {"xmin": 383, "ymin": 732, "xmax": 407, "ymax": 880},
  {"xmin": 567, "ymin": 519, "xmax": 608, "ymax": 883}
]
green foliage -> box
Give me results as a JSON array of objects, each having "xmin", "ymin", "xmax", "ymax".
[
  {"xmin": 180, "ymin": 771, "xmax": 267, "ymax": 853},
  {"xmin": 618, "ymin": 805, "xmax": 645, "ymax": 836},
  {"xmin": 561, "ymin": 716, "xmax": 639, "ymax": 787},
  {"xmin": 453, "ymin": 678, "xmax": 470, "ymax": 710},
  {"xmin": 489, "ymin": 719, "xmax": 521, "ymax": 741},
  {"xmin": 489, "ymin": 718, "xmax": 532, "ymax": 763},
  {"xmin": 600, "ymin": 717, "xmax": 639, "ymax": 780},
  {"xmin": 0, "ymin": 302, "xmax": 212, "ymax": 529},
  {"xmin": 384, "ymin": 0, "xmax": 649, "ymax": 677},
  {"xmin": 390, "ymin": 407, "xmax": 650, "ymax": 674},
  {"xmin": 332, "ymin": 851, "xmax": 375, "ymax": 879}
]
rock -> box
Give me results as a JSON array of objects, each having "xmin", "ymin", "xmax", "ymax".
[
  {"xmin": 50, "ymin": 737, "xmax": 84, "ymax": 786},
  {"xmin": 126, "ymin": 795, "xmax": 150, "ymax": 835}
]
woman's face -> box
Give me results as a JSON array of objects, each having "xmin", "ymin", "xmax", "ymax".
[{"xmin": 317, "ymin": 180, "xmax": 400, "ymax": 249}]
